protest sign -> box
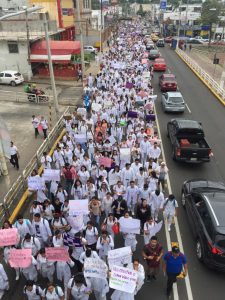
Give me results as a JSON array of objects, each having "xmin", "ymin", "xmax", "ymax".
[
  {"xmin": 142, "ymin": 71, "xmax": 151, "ymax": 78},
  {"xmin": 69, "ymin": 199, "xmax": 89, "ymax": 216},
  {"xmin": 150, "ymin": 220, "xmax": 163, "ymax": 237},
  {"xmin": 108, "ymin": 136, "xmax": 116, "ymax": 145},
  {"xmin": 27, "ymin": 176, "xmax": 45, "ymax": 190},
  {"xmin": 109, "ymin": 265, "xmax": 137, "ymax": 294},
  {"xmin": 0, "ymin": 228, "xmax": 18, "ymax": 247},
  {"xmin": 9, "ymin": 249, "xmax": 32, "ymax": 268},
  {"xmin": 108, "ymin": 246, "xmax": 132, "ymax": 268},
  {"xmin": 99, "ymin": 157, "xmax": 112, "ymax": 168},
  {"xmin": 74, "ymin": 134, "xmax": 87, "ymax": 144},
  {"xmin": 119, "ymin": 218, "xmax": 140, "ymax": 234},
  {"xmin": 42, "ymin": 169, "xmax": 60, "ymax": 182},
  {"xmin": 84, "ymin": 258, "xmax": 108, "ymax": 279},
  {"xmin": 77, "ymin": 107, "xmax": 86, "ymax": 117},
  {"xmin": 120, "ymin": 148, "xmax": 131, "ymax": 161},
  {"xmin": 67, "ymin": 215, "xmax": 84, "ymax": 231},
  {"xmin": 92, "ymin": 103, "xmax": 102, "ymax": 112},
  {"xmin": 46, "ymin": 247, "xmax": 69, "ymax": 262}
]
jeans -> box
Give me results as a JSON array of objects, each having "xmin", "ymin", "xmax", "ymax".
[
  {"xmin": 65, "ymin": 179, "xmax": 73, "ymax": 196},
  {"xmin": 166, "ymin": 272, "xmax": 180, "ymax": 296},
  {"xmin": 10, "ymin": 154, "xmax": 19, "ymax": 169}
]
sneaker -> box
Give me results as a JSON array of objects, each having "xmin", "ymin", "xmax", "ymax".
[
  {"xmin": 146, "ymin": 276, "xmax": 151, "ymax": 282},
  {"xmin": 16, "ymin": 275, "xmax": 20, "ymax": 280},
  {"xmin": 168, "ymin": 226, "xmax": 171, "ymax": 232}
]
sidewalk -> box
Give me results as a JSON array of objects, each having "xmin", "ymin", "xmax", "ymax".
[{"xmin": 184, "ymin": 48, "xmax": 225, "ymax": 87}]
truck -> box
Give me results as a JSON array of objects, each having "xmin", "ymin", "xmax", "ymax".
[{"xmin": 167, "ymin": 119, "xmax": 212, "ymax": 163}]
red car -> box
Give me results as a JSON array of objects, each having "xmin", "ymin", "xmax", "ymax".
[
  {"xmin": 153, "ymin": 58, "xmax": 166, "ymax": 71},
  {"xmin": 159, "ymin": 73, "xmax": 177, "ymax": 91},
  {"xmin": 165, "ymin": 36, "xmax": 173, "ymax": 43}
]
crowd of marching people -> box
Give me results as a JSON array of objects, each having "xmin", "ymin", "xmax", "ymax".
[{"xmin": 0, "ymin": 19, "xmax": 188, "ymax": 300}]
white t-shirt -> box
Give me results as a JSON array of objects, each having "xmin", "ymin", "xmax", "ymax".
[{"xmin": 42, "ymin": 287, "xmax": 64, "ymax": 300}]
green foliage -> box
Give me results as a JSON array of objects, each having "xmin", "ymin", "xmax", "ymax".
[
  {"xmin": 167, "ymin": 0, "xmax": 180, "ymax": 11},
  {"xmin": 92, "ymin": 0, "xmax": 100, "ymax": 9},
  {"xmin": 201, "ymin": 0, "xmax": 221, "ymax": 25}
]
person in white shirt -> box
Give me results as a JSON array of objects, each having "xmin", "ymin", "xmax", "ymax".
[
  {"xmin": 56, "ymin": 259, "xmax": 74, "ymax": 298},
  {"xmin": 21, "ymin": 233, "xmax": 41, "ymax": 257},
  {"xmin": 121, "ymin": 164, "xmax": 135, "ymax": 188},
  {"xmin": 83, "ymin": 222, "xmax": 98, "ymax": 250},
  {"xmin": 67, "ymin": 274, "xmax": 90, "ymax": 300},
  {"xmin": 148, "ymin": 142, "xmax": 161, "ymax": 162},
  {"xmin": 37, "ymin": 248, "xmax": 55, "ymax": 282},
  {"xmin": 0, "ymin": 263, "xmax": 9, "ymax": 299},
  {"xmin": 140, "ymin": 136, "xmax": 151, "ymax": 165},
  {"xmin": 42, "ymin": 283, "xmax": 64, "ymax": 300},
  {"xmin": 9, "ymin": 141, "xmax": 19, "ymax": 170},
  {"xmin": 79, "ymin": 248, "xmax": 99, "ymax": 265},
  {"xmin": 135, "ymin": 167, "xmax": 148, "ymax": 188},
  {"xmin": 150, "ymin": 190, "xmax": 164, "ymax": 221},
  {"xmin": 23, "ymin": 280, "xmax": 43, "ymax": 300},
  {"xmin": 32, "ymin": 115, "xmax": 40, "ymax": 138},
  {"xmin": 96, "ymin": 231, "xmax": 114, "ymax": 261},
  {"xmin": 40, "ymin": 116, "xmax": 48, "ymax": 139},
  {"xmin": 32, "ymin": 213, "xmax": 52, "ymax": 247},
  {"xmin": 125, "ymin": 181, "xmax": 139, "ymax": 214},
  {"xmin": 161, "ymin": 194, "xmax": 178, "ymax": 231},
  {"xmin": 41, "ymin": 152, "xmax": 52, "ymax": 169},
  {"xmin": 13, "ymin": 215, "xmax": 33, "ymax": 240},
  {"xmin": 131, "ymin": 159, "xmax": 142, "ymax": 175},
  {"xmin": 21, "ymin": 256, "xmax": 38, "ymax": 282},
  {"xmin": 119, "ymin": 212, "xmax": 137, "ymax": 252}
]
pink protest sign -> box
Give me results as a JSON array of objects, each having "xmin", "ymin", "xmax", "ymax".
[
  {"xmin": 99, "ymin": 157, "xmax": 112, "ymax": 168},
  {"xmin": 9, "ymin": 249, "xmax": 32, "ymax": 268},
  {"xmin": 0, "ymin": 228, "xmax": 18, "ymax": 247},
  {"xmin": 46, "ymin": 247, "xmax": 69, "ymax": 262}
]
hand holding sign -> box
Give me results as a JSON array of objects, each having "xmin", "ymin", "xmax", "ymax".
[
  {"xmin": 9, "ymin": 249, "xmax": 32, "ymax": 268},
  {"xmin": 45, "ymin": 247, "xmax": 69, "ymax": 262},
  {"xmin": 0, "ymin": 228, "xmax": 18, "ymax": 247}
]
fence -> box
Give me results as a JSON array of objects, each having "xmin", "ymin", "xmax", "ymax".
[
  {"xmin": 0, "ymin": 90, "xmax": 51, "ymax": 104},
  {"xmin": 176, "ymin": 48, "xmax": 225, "ymax": 105},
  {"xmin": 0, "ymin": 106, "xmax": 75, "ymax": 225}
]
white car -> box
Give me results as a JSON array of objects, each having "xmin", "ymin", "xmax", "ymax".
[
  {"xmin": 84, "ymin": 46, "xmax": 98, "ymax": 54},
  {"xmin": 0, "ymin": 70, "xmax": 24, "ymax": 86}
]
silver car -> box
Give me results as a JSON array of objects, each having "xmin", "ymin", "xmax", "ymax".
[{"xmin": 161, "ymin": 92, "xmax": 185, "ymax": 113}]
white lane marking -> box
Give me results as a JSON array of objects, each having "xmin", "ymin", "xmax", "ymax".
[
  {"xmin": 155, "ymin": 104, "xmax": 194, "ymax": 300},
  {"xmin": 185, "ymin": 103, "xmax": 191, "ymax": 113}
]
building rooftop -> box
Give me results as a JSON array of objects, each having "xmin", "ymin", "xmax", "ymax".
[{"xmin": 0, "ymin": 29, "xmax": 65, "ymax": 41}]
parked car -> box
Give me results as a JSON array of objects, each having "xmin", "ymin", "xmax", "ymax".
[
  {"xmin": 181, "ymin": 179, "xmax": 225, "ymax": 271},
  {"xmin": 159, "ymin": 74, "xmax": 177, "ymax": 91},
  {"xmin": 156, "ymin": 39, "xmax": 165, "ymax": 47},
  {"xmin": 152, "ymin": 35, "xmax": 160, "ymax": 42},
  {"xmin": 153, "ymin": 58, "xmax": 166, "ymax": 71},
  {"xmin": 161, "ymin": 92, "xmax": 185, "ymax": 113},
  {"xmin": 149, "ymin": 49, "xmax": 160, "ymax": 60},
  {"xmin": 146, "ymin": 43, "xmax": 155, "ymax": 51},
  {"xmin": 187, "ymin": 39, "xmax": 204, "ymax": 44},
  {"xmin": 0, "ymin": 70, "xmax": 24, "ymax": 86},
  {"xmin": 84, "ymin": 45, "xmax": 98, "ymax": 54},
  {"xmin": 167, "ymin": 119, "xmax": 212, "ymax": 162}
]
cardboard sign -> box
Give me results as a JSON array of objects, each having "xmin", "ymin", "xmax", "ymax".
[
  {"xmin": 42, "ymin": 169, "xmax": 60, "ymax": 182},
  {"xmin": 84, "ymin": 258, "xmax": 108, "ymax": 279},
  {"xmin": 67, "ymin": 215, "xmax": 84, "ymax": 231},
  {"xmin": 45, "ymin": 247, "xmax": 69, "ymax": 262},
  {"xmin": 92, "ymin": 103, "xmax": 102, "ymax": 112},
  {"xmin": 150, "ymin": 220, "xmax": 163, "ymax": 236},
  {"xmin": 109, "ymin": 265, "xmax": 137, "ymax": 294},
  {"xmin": 69, "ymin": 199, "xmax": 89, "ymax": 216},
  {"xmin": 0, "ymin": 228, "xmax": 18, "ymax": 247},
  {"xmin": 120, "ymin": 148, "xmax": 131, "ymax": 161},
  {"xmin": 74, "ymin": 134, "xmax": 87, "ymax": 144},
  {"xmin": 119, "ymin": 218, "xmax": 140, "ymax": 234},
  {"xmin": 108, "ymin": 246, "xmax": 132, "ymax": 268},
  {"xmin": 99, "ymin": 157, "xmax": 112, "ymax": 168},
  {"xmin": 9, "ymin": 249, "xmax": 32, "ymax": 268},
  {"xmin": 27, "ymin": 176, "xmax": 45, "ymax": 190}
]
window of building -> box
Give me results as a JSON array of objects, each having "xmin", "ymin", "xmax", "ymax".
[
  {"xmin": 83, "ymin": 0, "xmax": 90, "ymax": 9},
  {"xmin": 8, "ymin": 42, "xmax": 19, "ymax": 53}
]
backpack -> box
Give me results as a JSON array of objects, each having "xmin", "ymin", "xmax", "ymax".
[
  {"xmin": 164, "ymin": 199, "xmax": 176, "ymax": 208},
  {"xmin": 83, "ymin": 226, "xmax": 98, "ymax": 237},
  {"xmin": 14, "ymin": 219, "xmax": 30, "ymax": 228},
  {"xmin": 24, "ymin": 285, "xmax": 40, "ymax": 295},
  {"xmin": 22, "ymin": 236, "xmax": 37, "ymax": 248}
]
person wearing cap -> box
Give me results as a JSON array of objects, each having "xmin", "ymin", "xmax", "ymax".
[
  {"xmin": 155, "ymin": 161, "xmax": 169, "ymax": 193},
  {"xmin": 161, "ymin": 194, "xmax": 178, "ymax": 232},
  {"xmin": 162, "ymin": 246, "xmax": 188, "ymax": 299}
]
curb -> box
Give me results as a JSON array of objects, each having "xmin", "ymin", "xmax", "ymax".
[{"xmin": 175, "ymin": 50, "xmax": 225, "ymax": 107}]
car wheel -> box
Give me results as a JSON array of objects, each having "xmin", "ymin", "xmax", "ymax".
[
  {"xmin": 10, "ymin": 81, "xmax": 16, "ymax": 87},
  {"xmin": 196, "ymin": 239, "xmax": 205, "ymax": 262},
  {"xmin": 172, "ymin": 148, "xmax": 176, "ymax": 160},
  {"xmin": 181, "ymin": 191, "xmax": 186, "ymax": 207}
]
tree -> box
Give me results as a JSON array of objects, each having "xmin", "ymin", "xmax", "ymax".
[
  {"xmin": 201, "ymin": 0, "xmax": 222, "ymax": 43},
  {"xmin": 167, "ymin": 0, "xmax": 180, "ymax": 11},
  {"xmin": 137, "ymin": 4, "xmax": 145, "ymax": 16}
]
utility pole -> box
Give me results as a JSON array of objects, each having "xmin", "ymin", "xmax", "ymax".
[
  {"xmin": 100, "ymin": 0, "xmax": 103, "ymax": 53},
  {"xmin": 76, "ymin": 0, "xmax": 85, "ymax": 75},
  {"xmin": 43, "ymin": 13, "xmax": 59, "ymax": 117},
  {"xmin": 176, "ymin": 0, "xmax": 182, "ymax": 49}
]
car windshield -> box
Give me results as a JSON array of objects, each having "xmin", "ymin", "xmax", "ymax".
[
  {"xmin": 169, "ymin": 96, "xmax": 183, "ymax": 103},
  {"xmin": 164, "ymin": 76, "xmax": 175, "ymax": 81},
  {"xmin": 14, "ymin": 72, "xmax": 21, "ymax": 76},
  {"xmin": 150, "ymin": 50, "xmax": 158, "ymax": 54}
]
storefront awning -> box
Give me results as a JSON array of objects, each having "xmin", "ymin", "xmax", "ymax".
[{"xmin": 30, "ymin": 40, "xmax": 80, "ymax": 63}]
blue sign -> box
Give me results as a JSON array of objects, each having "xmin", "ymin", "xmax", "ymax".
[
  {"xmin": 201, "ymin": 25, "xmax": 210, "ymax": 30},
  {"xmin": 160, "ymin": 0, "xmax": 167, "ymax": 9}
]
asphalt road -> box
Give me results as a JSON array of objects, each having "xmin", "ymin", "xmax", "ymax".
[{"xmin": 154, "ymin": 46, "xmax": 225, "ymax": 300}]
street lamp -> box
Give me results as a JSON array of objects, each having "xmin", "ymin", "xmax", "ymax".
[{"xmin": 0, "ymin": 6, "xmax": 59, "ymax": 116}]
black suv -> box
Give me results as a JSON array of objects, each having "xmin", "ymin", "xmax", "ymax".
[{"xmin": 182, "ymin": 179, "xmax": 225, "ymax": 271}]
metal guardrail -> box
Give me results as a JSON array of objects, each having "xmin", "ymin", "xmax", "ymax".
[
  {"xmin": 0, "ymin": 90, "xmax": 51, "ymax": 103},
  {"xmin": 176, "ymin": 48, "xmax": 225, "ymax": 105},
  {"xmin": 0, "ymin": 106, "xmax": 74, "ymax": 225}
]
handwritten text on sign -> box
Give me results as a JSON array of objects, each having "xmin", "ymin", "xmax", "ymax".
[
  {"xmin": 0, "ymin": 228, "xmax": 18, "ymax": 247},
  {"xmin": 109, "ymin": 265, "xmax": 137, "ymax": 294},
  {"xmin": 45, "ymin": 247, "xmax": 69, "ymax": 262},
  {"xmin": 69, "ymin": 199, "xmax": 89, "ymax": 216},
  {"xmin": 108, "ymin": 246, "xmax": 132, "ymax": 268},
  {"xmin": 84, "ymin": 258, "xmax": 108, "ymax": 279},
  {"xmin": 9, "ymin": 249, "xmax": 32, "ymax": 268},
  {"xmin": 119, "ymin": 218, "xmax": 140, "ymax": 234},
  {"xmin": 43, "ymin": 169, "xmax": 60, "ymax": 182}
]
